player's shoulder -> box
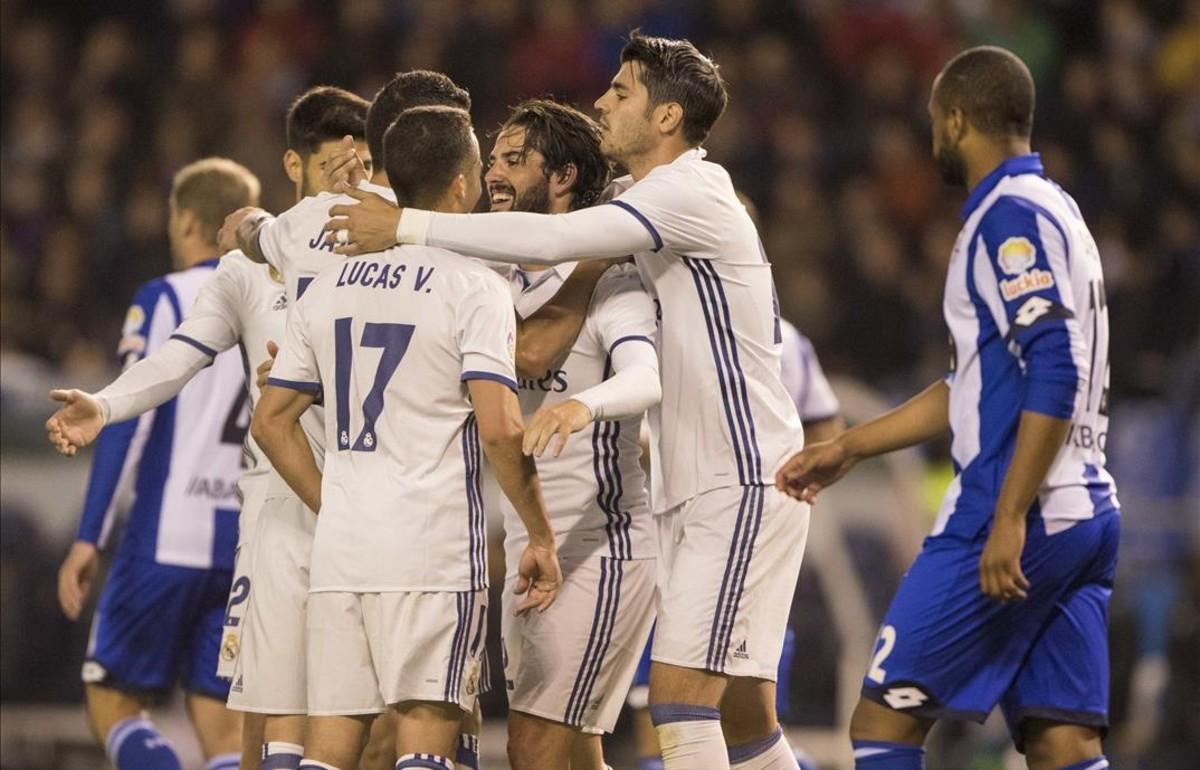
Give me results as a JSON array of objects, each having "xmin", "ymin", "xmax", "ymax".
[
  {"xmin": 595, "ymin": 261, "xmax": 647, "ymax": 296},
  {"xmin": 425, "ymin": 246, "xmax": 508, "ymax": 289}
]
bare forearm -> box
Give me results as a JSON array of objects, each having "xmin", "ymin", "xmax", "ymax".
[
  {"xmin": 993, "ymin": 411, "xmax": 1071, "ymax": 524},
  {"xmin": 515, "ymin": 262, "xmax": 612, "ymax": 377},
  {"xmin": 841, "ymin": 380, "xmax": 949, "ymax": 460},
  {"xmin": 260, "ymin": 423, "xmax": 322, "ymax": 512},
  {"xmin": 802, "ymin": 415, "xmax": 845, "ymax": 445},
  {"xmin": 481, "ymin": 433, "xmax": 554, "ymax": 545},
  {"xmin": 237, "ymin": 211, "xmax": 274, "ymax": 264}
]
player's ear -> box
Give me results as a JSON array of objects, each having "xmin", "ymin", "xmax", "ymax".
[
  {"xmin": 657, "ymin": 102, "xmax": 685, "ymax": 137},
  {"xmin": 451, "ymin": 173, "xmax": 468, "ymax": 207},
  {"xmin": 283, "ymin": 149, "xmax": 304, "ymax": 186},
  {"xmin": 549, "ymin": 163, "xmax": 577, "ymax": 199}
]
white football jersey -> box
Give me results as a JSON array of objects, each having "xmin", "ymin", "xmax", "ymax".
[
  {"xmin": 612, "ymin": 150, "xmax": 803, "ymax": 511},
  {"xmin": 170, "ymin": 251, "xmax": 323, "ymax": 522},
  {"xmin": 269, "ymin": 245, "xmax": 518, "ymax": 592},
  {"xmin": 939, "ymin": 153, "xmax": 1119, "ymax": 537},
  {"xmin": 779, "ymin": 320, "xmax": 840, "ymax": 422},
  {"xmin": 500, "ymin": 262, "xmax": 656, "ymax": 567}
]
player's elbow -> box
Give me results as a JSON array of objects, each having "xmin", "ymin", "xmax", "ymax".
[
  {"xmin": 476, "ymin": 413, "xmax": 524, "ymax": 450},
  {"xmin": 249, "ymin": 409, "xmax": 284, "ymax": 452}
]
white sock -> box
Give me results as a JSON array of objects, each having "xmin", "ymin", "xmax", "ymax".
[
  {"xmin": 298, "ymin": 761, "xmax": 341, "ymax": 770},
  {"xmin": 729, "ymin": 727, "xmax": 800, "ymax": 770},
  {"xmin": 262, "ymin": 741, "xmax": 305, "ymax": 770},
  {"xmin": 205, "ymin": 752, "xmax": 241, "ymax": 770},
  {"xmin": 650, "ymin": 704, "xmax": 729, "ymax": 770}
]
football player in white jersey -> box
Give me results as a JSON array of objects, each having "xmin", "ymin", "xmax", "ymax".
[
  {"xmin": 481, "ymin": 99, "xmax": 661, "ymax": 770},
  {"xmin": 45, "ymin": 88, "xmax": 372, "ymax": 770},
  {"xmin": 46, "ymin": 159, "xmax": 259, "ymax": 770},
  {"xmin": 253, "ymin": 105, "xmax": 561, "ymax": 770},
  {"xmin": 223, "ymin": 72, "xmax": 487, "ymax": 770},
  {"xmin": 778, "ymin": 48, "xmax": 1120, "ymax": 770},
  {"xmin": 323, "ymin": 32, "xmax": 810, "ymax": 770}
]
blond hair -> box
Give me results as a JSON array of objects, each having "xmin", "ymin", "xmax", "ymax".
[{"xmin": 170, "ymin": 158, "xmax": 261, "ymax": 245}]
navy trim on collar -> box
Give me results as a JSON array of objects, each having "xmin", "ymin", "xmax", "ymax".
[{"xmin": 961, "ymin": 153, "xmax": 1044, "ymax": 221}]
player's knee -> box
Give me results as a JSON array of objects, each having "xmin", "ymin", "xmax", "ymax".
[
  {"xmin": 848, "ymin": 697, "xmax": 928, "ymax": 745},
  {"xmin": 1019, "ymin": 720, "xmax": 1103, "ymax": 770}
]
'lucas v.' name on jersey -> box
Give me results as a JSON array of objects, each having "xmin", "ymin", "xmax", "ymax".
[
  {"xmin": 268, "ymin": 245, "xmax": 517, "ymax": 594},
  {"xmin": 939, "ymin": 153, "xmax": 1119, "ymax": 537}
]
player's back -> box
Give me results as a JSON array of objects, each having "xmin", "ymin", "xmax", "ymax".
[
  {"xmin": 281, "ymin": 245, "xmax": 516, "ymax": 593},
  {"xmin": 90, "ymin": 261, "xmax": 246, "ymax": 570},
  {"xmin": 940, "ymin": 154, "xmax": 1119, "ymax": 536}
]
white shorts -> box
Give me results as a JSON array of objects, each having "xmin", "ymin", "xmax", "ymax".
[
  {"xmin": 307, "ymin": 589, "xmax": 488, "ymax": 716},
  {"xmin": 502, "ymin": 555, "xmax": 655, "ymax": 734},
  {"xmin": 227, "ymin": 494, "xmax": 315, "ymax": 714},
  {"xmin": 652, "ymin": 485, "xmax": 809, "ymax": 679},
  {"xmin": 216, "ymin": 477, "xmax": 269, "ymax": 681}
]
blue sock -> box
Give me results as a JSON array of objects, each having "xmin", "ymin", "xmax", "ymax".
[
  {"xmin": 637, "ymin": 759, "xmax": 666, "ymax": 770},
  {"xmin": 396, "ymin": 754, "xmax": 453, "ymax": 769},
  {"xmin": 454, "ymin": 733, "xmax": 480, "ymax": 769},
  {"xmin": 205, "ymin": 752, "xmax": 240, "ymax": 770},
  {"xmin": 1055, "ymin": 758, "xmax": 1109, "ymax": 770},
  {"xmin": 852, "ymin": 740, "xmax": 924, "ymax": 769},
  {"xmin": 263, "ymin": 741, "xmax": 305, "ymax": 770},
  {"xmin": 105, "ymin": 717, "xmax": 182, "ymax": 770}
]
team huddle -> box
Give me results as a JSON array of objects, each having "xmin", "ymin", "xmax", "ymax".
[{"xmin": 46, "ymin": 32, "xmax": 1119, "ymax": 770}]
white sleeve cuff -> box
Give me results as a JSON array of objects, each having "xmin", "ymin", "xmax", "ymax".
[
  {"xmin": 572, "ymin": 340, "xmax": 660, "ymax": 421},
  {"xmin": 95, "ymin": 395, "xmax": 113, "ymax": 426},
  {"xmin": 397, "ymin": 209, "xmax": 434, "ymax": 246}
]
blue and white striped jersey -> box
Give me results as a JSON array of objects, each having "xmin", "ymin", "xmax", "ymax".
[
  {"xmin": 779, "ymin": 320, "xmax": 840, "ymax": 423},
  {"xmin": 936, "ymin": 153, "xmax": 1119, "ymax": 537},
  {"xmin": 78, "ymin": 261, "xmax": 247, "ymax": 569}
]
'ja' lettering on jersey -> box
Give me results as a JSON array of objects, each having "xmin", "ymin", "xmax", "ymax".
[
  {"xmin": 269, "ymin": 245, "xmax": 517, "ymax": 593},
  {"xmin": 939, "ymin": 153, "xmax": 1119, "ymax": 536},
  {"xmin": 79, "ymin": 261, "xmax": 246, "ymax": 569}
]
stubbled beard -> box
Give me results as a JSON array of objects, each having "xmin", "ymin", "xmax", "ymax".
[
  {"xmin": 935, "ymin": 142, "xmax": 966, "ymax": 187},
  {"xmin": 512, "ymin": 176, "xmax": 550, "ymax": 214}
]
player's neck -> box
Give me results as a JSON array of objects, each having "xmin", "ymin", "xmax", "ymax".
[
  {"xmin": 965, "ymin": 138, "xmax": 1033, "ymax": 192},
  {"xmin": 624, "ymin": 140, "xmax": 692, "ymax": 181},
  {"xmin": 369, "ymin": 170, "xmax": 388, "ymax": 187},
  {"xmin": 176, "ymin": 242, "xmax": 218, "ymax": 269}
]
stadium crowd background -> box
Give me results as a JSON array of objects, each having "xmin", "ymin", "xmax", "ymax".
[{"xmin": 0, "ymin": 1, "xmax": 1196, "ymax": 768}]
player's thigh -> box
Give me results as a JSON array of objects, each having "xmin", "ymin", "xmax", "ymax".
[
  {"xmin": 654, "ymin": 486, "xmax": 808, "ymax": 680},
  {"xmin": 862, "ymin": 521, "xmax": 1099, "ymax": 724},
  {"xmin": 366, "ymin": 589, "xmax": 487, "ymax": 715},
  {"xmin": 185, "ymin": 691, "xmax": 242, "ymax": 759},
  {"xmin": 306, "ymin": 591, "xmax": 386, "ymax": 716},
  {"xmin": 502, "ymin": 556, "xmax": 656, "ymax": 734},
  {"xmin": 84, "ymin": 557, "xmax": 209, "ymax": 698},
  {"xmin": 1002, "ymin": 513, "xmax": 1120, "ymax": 751},
  {"xmin": 229, "ymin": 495, "xmax": 314, "ymax": 714}
]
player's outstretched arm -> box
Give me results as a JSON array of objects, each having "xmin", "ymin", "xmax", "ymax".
[
  {"xmin": 776, "ymin": 379, "xmax": 951, "ymax": 502},
  {"xmin": 468, "ymin": 379, "xmax": 561, "ymax": 614},
  {"xmin": 251, "ymin": 384, "xmax": 321, "ymax": 512}
]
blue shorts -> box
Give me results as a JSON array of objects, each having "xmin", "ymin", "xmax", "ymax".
[
  {"xmin": 84, "ymin": 555, "xmax": 234, "ymax": 701},
  {"xmin": 862, "ymin": 512, "xmax": 1118, "ymax": 742}
]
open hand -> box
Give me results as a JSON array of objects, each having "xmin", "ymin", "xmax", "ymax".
[
  {"xmin": 774, "ymin": 437, "xmax": 859, "ymax": 502},
  {"xmin": 324, "ymin": 185, "xmax": 402, "ymax": 256},
  {"xmin": 46, "ymin": 389, "xmax": 105, "ymax": 456},
  {"xmin": 523, "ymin": 399, "xmax": 593, "ymax": 458},
  {"xmin": 319, "ymin": 135, "xmax": 367, "ymax": 193},
  {"xmin": 513, "ymin": 543, "xmax": 562, "ymax": 615}
]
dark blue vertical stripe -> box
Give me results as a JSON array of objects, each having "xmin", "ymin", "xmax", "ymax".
[
  {"xmin": 334, "ymin": 317, "xmax": 353, "ymax": 450},
  {"xmin": 706, "ymin": 487, "xmax": 753, "ymax": 670},
  {"xmin": 715, "ymin": 486, "xmax": 765, "ymax": 667},
  {"xmin": 569, "ymin": 558, "xmax": 623, "ymax": 724}
]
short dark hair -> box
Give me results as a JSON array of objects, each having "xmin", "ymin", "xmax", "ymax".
[
  {"xmin": 367, "ymin": 71, "xmax": 472, "ymax": 171},
  {"xmin": 620, "ymin": 31, "xmax": 728, "ymax": 146},
  {"xmin": 171, "ymin": 158, "xmax": 261, "ymax": 245},
  {"xmin": 286, "ymin": 86, "xmax": 369, "ymax": 156},
  {"xmin": 384, "ymin": 106, "xmax": 475, "ymax": 209},
  {"xmin": 934, "ymin": 46, "xmax": 1035, "ymax": 138},
  {"xmin": 499, "ymin": 99, "xmax": 611, "ymax": 210}
]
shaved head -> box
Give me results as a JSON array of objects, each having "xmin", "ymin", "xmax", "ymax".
[{"xmin": 933, "ymin": 46, "xmax": 1035, "ymax": 138}]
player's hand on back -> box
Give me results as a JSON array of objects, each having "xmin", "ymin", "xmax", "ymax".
[
  {"xmin": 256, "ymin": 341, "xmax": 279, "ymax": 392},
  {"xmin": 523, "ymin": 399, "xmax": 594, "ymax": 458},
  {"xmin": 774, "ymin": 437, "xmax": 860, "ymax": 503},
  {"xmin": 45, "ymin": 389, "xmax": 105, "ymax": 456},
  {"xmin": 513, "ymin": 542, "xmax": 562, "ymax": 615},
  {"xmin": 318, "ymin": 135, "xmax": 367, "ymax": 193},
  {"xmin": 218, "ymin": 206, "xmax": 265, "ymax": 254},
  {"xmin": 324, "ymin": 186, "xmax": 402, "ymax": 256},
  {"xmin": 58, "ymin": 540, "xmax": 99, "ymax": 621}
]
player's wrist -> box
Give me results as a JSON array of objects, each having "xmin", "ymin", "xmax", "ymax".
[
  {"xmin": 94, "ymin": 393, "xmax": 112, "ymax": 426},
  {"xmin": 396, "ymin": 208, "xmax": 431, "ymax": 246}
]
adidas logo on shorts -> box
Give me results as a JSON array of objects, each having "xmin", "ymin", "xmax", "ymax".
[{"xmin": 733, "ymin": 640, "xmax": 750, "ymax": 660}]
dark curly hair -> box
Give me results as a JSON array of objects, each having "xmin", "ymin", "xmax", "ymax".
[{"xmin": 498, "ymin": 98, "xmax": 611, "ymax": 210}]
